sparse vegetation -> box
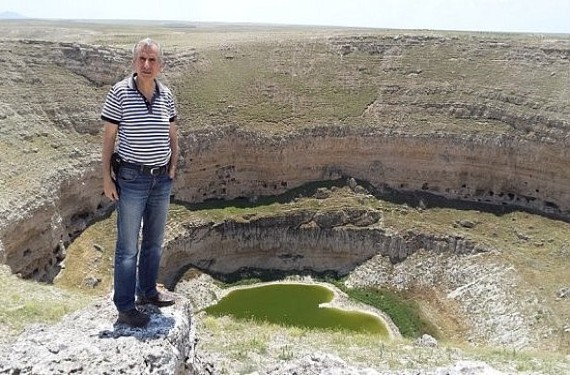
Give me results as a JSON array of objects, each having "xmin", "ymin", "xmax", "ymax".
[
  {"xmin": 342, "ymin": 287, "xmax": 438, "ymax": 339},
  {"xmin": 195, "ymin": 308, "xmax": 570, "ymax": 374},
  {"xmin": 0, "ymin": 265, "xmax": 91, "ymax": 342}
]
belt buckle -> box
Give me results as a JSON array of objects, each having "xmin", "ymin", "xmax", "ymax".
[{"xmin": 149, "ymin": 167, "xmax": 161, "ymax": 176}]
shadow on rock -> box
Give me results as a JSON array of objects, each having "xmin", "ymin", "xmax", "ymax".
[{"xmin": 98, "ymin": 305, "xmax": 177, "ymax": 340}]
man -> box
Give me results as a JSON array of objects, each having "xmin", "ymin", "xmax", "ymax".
[{"xmin": 101, "ymin": 38, "xmax": 179, "ymax": 328}]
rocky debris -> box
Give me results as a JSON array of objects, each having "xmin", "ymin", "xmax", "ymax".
[
  {"xmin": 314, "ymin": 187, "xmax": 333, "ymax": 199},
  {"xmin": 456, "ymin": 219, "xmax": 477, "ymax": 229},
  {"xmin": 557, "ymin": 287, "xmax": 570, "ymax": 299},
  {"xmin": 0, "ymin": 295, "xmax": 201, "ymax": 375},
  {"xmin": 348, "ymin": 208, "xmax": 383, "ymax": 227},
  {"xmin": 515, "ymin": 231, "xmax": 531, "ymax": 241},
  {"xmin": 415, "ymin": 334, "xmax": 438, "ymax": 348},
  {"xmin": 313, "ymin": 209, "xmax": 351, "ymax": 228},
  {"xmin": 427, "ymin": 361, "xmax": 505, "ymax": 375},
  {"xmin": 175, "ymin": 273, "xmax": 223, "ymax": 312},
  {"xmin": 82, "ymin": 275, "xmax": 101, "ymax": 288},
  {"xmin": 266, "ymin": 352, "xmax": 380, "ymax": 374},
  {"xmin": 347, "ymin": 252, "xmax": 554, "ymax": 350},
  {"xmin": 347, "ymin": 177, "xmax": 371, "ymax": 195},
  {"xmin": 265, "ymin": 353, "xmax": 505, "ymax": 375}
]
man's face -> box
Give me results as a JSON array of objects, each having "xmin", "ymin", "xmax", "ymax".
[{"xmin": 134, "ymin": 45, "xmax": 161, "ymax": 82}]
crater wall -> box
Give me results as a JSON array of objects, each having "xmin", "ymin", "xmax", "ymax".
[
  {"xmin": 175, "ymin": 126, "xmax": 570, "ymax": 218},
  {"xmin": 0, "ymin": 168, "xmax": 111, "ymax": 281},
  {"xmin": 2, "ymin": 126, "xmax": 569, "ymax": 281},
  {"xmin": 4, "ymin": 125, "xmax": 568, "ymax": 280},
  {"xmin": 159, "ymin": 209, "xmax": 489, "ymax": 287}
]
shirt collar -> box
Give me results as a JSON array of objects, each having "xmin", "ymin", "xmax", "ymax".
[{"xmin": 128, "ymin": 73, "xmax": 165, "ymax": 94}]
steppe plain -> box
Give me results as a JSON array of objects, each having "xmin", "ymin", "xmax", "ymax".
[{"xmin": 0, "ymin": 19, "xmax": 570, "ymax": 374}]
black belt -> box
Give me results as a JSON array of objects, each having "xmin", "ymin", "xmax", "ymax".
[{"xmin": 120, "ymin": 161, "xmax": 169, "ymax": 176}]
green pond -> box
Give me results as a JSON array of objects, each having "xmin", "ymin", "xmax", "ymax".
[{"xmin": 205, "ymin": 283, "xmax": 389, "ymax": 336}]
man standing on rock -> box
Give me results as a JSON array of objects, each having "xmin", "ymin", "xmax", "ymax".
[{"xmin": 100, "ymin": 38, "xmax": 179, "ymax": 328}]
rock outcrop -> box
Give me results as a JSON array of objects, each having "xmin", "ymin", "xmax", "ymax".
[
  {"xmin": 159, "ymin": 207, "xmax": 489, "ymax": 287},
  {"xmin": 0, "ymin": 166, "xmax": 111, "ymax": 281},
  {"xmin": 0, "ymin": 296, "xmax": 201, "ymax": 375}
]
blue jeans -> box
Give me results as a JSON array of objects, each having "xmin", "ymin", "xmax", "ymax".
[{"xmin": 113, "ymin": 166, "xmax": 172, "ymax": 312}]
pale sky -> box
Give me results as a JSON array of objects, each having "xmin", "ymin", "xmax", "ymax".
[{"xmin": 1, "ymin": 0, "xmax": 569, "ymax": 34}]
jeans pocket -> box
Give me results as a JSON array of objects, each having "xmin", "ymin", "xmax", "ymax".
[{"xmin": 119, "ymin": 167, "xmax": 139, "ymax": 182}]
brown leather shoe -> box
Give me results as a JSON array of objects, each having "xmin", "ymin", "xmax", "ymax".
[
  {"xmin": 136, "ymin": 291, "xmax": 175, "ymax": 307},
  {"xmin": 117, "ymin": 309, "xmax": 150, "ymax": 328}
]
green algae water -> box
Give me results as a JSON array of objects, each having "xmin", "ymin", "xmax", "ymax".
[{"xmin": 205, "ymin": 283, "xmax": 388, "ymax": 336}]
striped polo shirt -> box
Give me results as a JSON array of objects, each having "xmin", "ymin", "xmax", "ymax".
[{"xmin": 101, "ymin": 73, "xmax": 177, "ymax": 166}]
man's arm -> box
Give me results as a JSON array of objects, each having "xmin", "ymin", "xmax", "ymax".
[
  {"xmin": 168, "ymin": 121, "xmax": 179, "ymax": 179},
  {"xmin": 102, "ymin": 122, "xmax": 119, "ymax": 201}
]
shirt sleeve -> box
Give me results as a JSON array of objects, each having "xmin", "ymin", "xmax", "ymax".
[{"xmin": 100, "ymin": 85, "xmax": 122, "ymax": 125}]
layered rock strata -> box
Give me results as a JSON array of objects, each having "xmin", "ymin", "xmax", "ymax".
[
  {"xmin": 3, "ymin": 124, "xmax": 570, "ymax": 282},
  {"xmin": 159, "ymin": 207, "xmax": 489, "ymax": 288},
  {"xmin": 175, "ymin": 125, "xmax": 570, "ymax": 217},
  {"xmin": 0, "ymin": 26, "xmax": 568, "ymax": 374},
  {"xmin": 1, "ymin": 167, "xmax": 110, "ymax": 281}
]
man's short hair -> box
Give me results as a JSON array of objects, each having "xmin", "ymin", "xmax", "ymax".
[{"xmin": 132, "ymin": 38, "xmax": 163, "ymax": 62}]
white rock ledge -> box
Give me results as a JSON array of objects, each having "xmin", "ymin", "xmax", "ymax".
[{"xmin": 0, "ymin": 295, "xmax": 199, "ymax": 375}]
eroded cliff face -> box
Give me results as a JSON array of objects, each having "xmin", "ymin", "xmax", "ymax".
[
  {"xmin": 6, "ymin": 124, "xmax": 566, "ymax": 280},
  {"xmin": 159, "ymin": 207, "xmax": 489, "ymax": 288},
  {"xmin": 1, "ymin": 168, "xmax": 110, "ymax": 281},
  {"xmin": 5, "ymin": 123, "xmax": 569, "ymax": 280},
  {"xmin": 175, "ymin": 126, "xmax": 570, "ymax": 218}
]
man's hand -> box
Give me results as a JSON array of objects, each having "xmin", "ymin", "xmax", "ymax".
[{"xmin": 103, "ymin": 177, "xmax": 119, "ymax": 201}]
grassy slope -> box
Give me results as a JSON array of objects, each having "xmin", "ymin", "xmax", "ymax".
[{"xmin": 0, "ymin": 265, "xmax": 90, "ymax": 344}]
